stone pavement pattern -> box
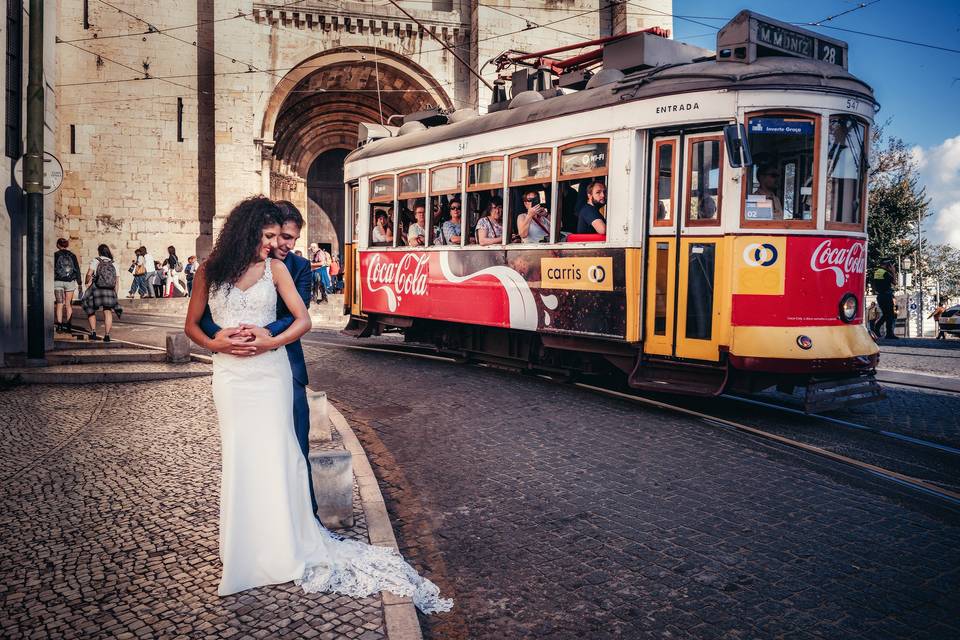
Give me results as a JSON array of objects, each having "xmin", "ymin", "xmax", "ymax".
[
  {"xmin": 303, "ymin": 336, "xmax": 960, "ymax": 640},
  {"xmin": 0, "ymin": 378, "xmax": 385, "ymax": 640}
]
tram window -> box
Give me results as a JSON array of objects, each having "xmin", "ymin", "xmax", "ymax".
[
  {"xmin": 654, "ymin": 141, "xmax": 675, "ymax": 225},
  {"xmin": 429, "ymin": 164, "xmax": 462, "ymax": 247},
  {"xmin": 559, "ymin": 177, "xmax": 608, "ymax": 239},
  {"xmin": 430, "ymin": 194, "xmax": 462, "ymax": 246},
  {"xmin": 400, "ymin": 199, "xmax": 426, "ymax": 247},
  {"xmin": 510, "ymin": 150, "xmax": 552, "ymax": 183},
  {"xmin": 510, "ymin": 184, "xmax": 552, "ymax": 244},
  {"xmin": 686, "ymin": 138, "xmax": 722, "ymax": 225},
  {"xmin": 826, "ymin": 115, "xmax": 867, "ymax": 226},
  {"xmin": 466, "ymin": 189, "xmax": 504, "ymax": 245},
  {"xmin": 467, "ymin": 157, "xmax": 505, "ymax": 246},
  {"xmin": 369, "ymin": 175, "xmax": 395, "ymax": 247},
  {"xmin": 685, "ymin": 243, "xmax": 715, "ymax": 340},
  {"xmin": 369, "ymin": 205, "xmax": 395, "ymax": 247},
  {"xmin": 654, "ymin": 242, "xmax": 669, "ymax": 335},
  {"xmin": 746, "ymin": 115, "xmax": 817, "ymax": 223}
]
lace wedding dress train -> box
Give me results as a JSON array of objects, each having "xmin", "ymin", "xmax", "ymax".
[{"xmin": 209, "ymin": 258, "xmax": 452, "ymax": 614}]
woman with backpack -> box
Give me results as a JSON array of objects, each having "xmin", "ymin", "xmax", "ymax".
[
  {"xmin": 53, "ymin": 238, "xmax": 83, "ymax": 332},
  {"xmin": 82, "ymin": 244, "xmax": 123, "ymax": 342}
]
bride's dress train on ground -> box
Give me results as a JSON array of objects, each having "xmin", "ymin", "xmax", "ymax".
[{"xmin": 209, "ymin": 257, "xmax": 452, "ymax": 614}]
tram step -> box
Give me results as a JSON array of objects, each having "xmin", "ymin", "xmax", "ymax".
[
  {"xmin": 628, "ymin": 358, "xmax": 726, "ymax": 396},
  {"xmin": 803, "ymin": 375, "xmax": 885, "ymax": 413}
]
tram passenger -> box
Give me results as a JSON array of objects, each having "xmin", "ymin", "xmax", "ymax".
[
  {"xmin": 476, "ymin": 196, "xmax": 504, "ymax": 246},
  {"xmin": 576, "ymin": 181, "xmax": 607, "ymax": 235},
  {"xmin": 441, "ymin": 200, "xmax": 462, "ymax": 245},
  {"xmin": 753, "ymin": 164, "xmax": 784, "ymax": 219},
  {"xmin": 372, "ymin": 210, "xmax": 394, "ymax": 245},
  {"xmin": 517, "ymin": 190, "xmax": 551, "ymax": 243},
  {"xmin": 408, "ymin": 204, "xmax": 427, "ymax": 247}
]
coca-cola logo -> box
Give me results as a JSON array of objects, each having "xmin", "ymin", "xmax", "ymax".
[
  {"xmin": 810, "ymin": 240, "xmax": 866, "ymax": 287},
  {"xmin": 365, "ymin": 252, "xmax": 429, "ymax": 312}
]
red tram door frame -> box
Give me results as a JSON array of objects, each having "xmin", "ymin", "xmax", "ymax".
[{"xmin": 643, "ymin": 124, "xmax": 728, "ymax": 362}]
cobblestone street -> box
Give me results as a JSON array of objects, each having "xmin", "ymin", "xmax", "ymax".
[
  {"xmin": 303, "ymin": 335, "xmax": 960, "ymax": 640},
  {"xmin": 0, "ymin": 378, "xmax": 385, "ymax": 640}
]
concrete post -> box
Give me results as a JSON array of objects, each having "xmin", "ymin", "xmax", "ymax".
[
  {"xmin": 165, "ymin": 332, "xmax": 191, "ymax": 363},
  {"xmin": 307, "ymin": 389, "xmax": 331, "ymax": 442},
  {"xmin": 308, "ymin": 449, "xmax": 354, "ymax": 529}
]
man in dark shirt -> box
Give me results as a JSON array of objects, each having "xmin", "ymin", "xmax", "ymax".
[
  {"xmin": 871, "ymin": 259, "xmax": 897, "ymax": 339},
  {"xmin": 576, "ymin": 181, "xmax": 607, "ymax": 235}
]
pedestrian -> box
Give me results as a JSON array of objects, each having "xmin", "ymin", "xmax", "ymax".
[
  {"xmin": 150, "ymin": 261, "xmax": 165, "ymax": 298},
  {"xmin": 163, "ymin": 245, "xmax": 187, "ymax": 297},
  {"xmin": 53, "ymin": 238, "xmax": 83, "ymax": 332},
  {"xmin": 127, "ymin": 246, "xmax": 153, "ymax": 298},
  {"xmin": 871, "ymin": 259, "xmax": 897, "ymax": 339},
  {"xmin": 329, "ymin": 254, "xmax": 341, "ymax": 293},
  {"xmin": 82, "ymin": 244, "xmax": 123, "ymax": 342},
  {"xmin": 930, "ymin": 300, "xmax": 947, "ymax": 339},
  {"xmin": 866, "ymin": 301, "xmax": 880, "ymax": 341},
  {"xmin": 311, "ymin": 243, "xmax": 329, "ymax": 303},
  {"xmin": 319, "ymin": 246, "xmax": 332, "ymax": 302},
  {"xmin": 184, "ymin": 255, "xmax": 198, "ymax": 297}
]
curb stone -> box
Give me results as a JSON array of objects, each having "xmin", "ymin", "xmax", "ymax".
[{"xmin": 326, "ymin": 400, "xmax": 424, "ymax": 640}]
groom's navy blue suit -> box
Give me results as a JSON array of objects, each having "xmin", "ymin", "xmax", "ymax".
[{"xmin": 200, "ymin": 251, "xmax": 317, "ymax": 514}]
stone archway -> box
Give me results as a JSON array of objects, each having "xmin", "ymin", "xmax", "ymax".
[
  {"xmin": 308, "ymin": 148, "xmax": 349, "ymax": 258},
  {"xmin": 260, "ymin": 48, "xmax": 453, "ymax": 248}
]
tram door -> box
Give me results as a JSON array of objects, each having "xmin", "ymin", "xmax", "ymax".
[{"xmin": 644, "ymin": 131, "xmax": 726, "ymax": 362}]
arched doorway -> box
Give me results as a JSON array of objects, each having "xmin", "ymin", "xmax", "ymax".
[
  {"xmin": 261, "ymin": 48, "xmax": 453, "ymax": 251},
  {"xmin": 307, "ymin": 148, "xmax": 349, "ymax": 258}
]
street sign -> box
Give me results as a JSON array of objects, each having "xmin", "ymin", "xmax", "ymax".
[
  {"xmin": 13, "ymin": 151, "xmax": 64, "ymax": 195},
  {"xmin": 909, "ymin": 302, "xmax": 918, "ymax": 312}
]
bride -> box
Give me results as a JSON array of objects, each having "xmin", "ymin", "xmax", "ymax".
[{"xmin": 184, "ymin": 196, "xmax": 451, "ymax": 613}]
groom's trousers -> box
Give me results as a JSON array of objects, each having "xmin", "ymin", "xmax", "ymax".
[{"xmin": 292, "ymin": 382, "xmax": 319, "ymax": 517}]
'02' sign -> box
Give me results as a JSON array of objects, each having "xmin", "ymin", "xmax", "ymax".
[
  {"xmin": 809, "ymin": 239, "xmax": 866, "ymax": 287},
  {"xmin": 365, "ymin": 252, "xmax": 430, "ymax": 312}
]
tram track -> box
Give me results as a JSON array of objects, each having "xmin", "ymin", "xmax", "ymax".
[{"xmin": 114, "ymin": 315, "xmax": 960, "ymax": 510}]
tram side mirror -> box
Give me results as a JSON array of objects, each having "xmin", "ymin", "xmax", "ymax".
[{"xmin": 724, "ymin": 123, "xmax": 753, "ymax": 168}]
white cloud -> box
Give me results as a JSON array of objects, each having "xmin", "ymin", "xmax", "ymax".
[{"xmin": 914, "ymin": 134, "xmax": 960, "ymax": 248}]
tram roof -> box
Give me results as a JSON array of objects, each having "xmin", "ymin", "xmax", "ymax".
[{"xmin": 347, "ymin": 56, "xmax": 875, "ymax": 163}]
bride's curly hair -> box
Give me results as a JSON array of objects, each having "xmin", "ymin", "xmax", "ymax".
[{"xmin": 203, "ymin": 195, "xmax": 284, "ymax": 290}]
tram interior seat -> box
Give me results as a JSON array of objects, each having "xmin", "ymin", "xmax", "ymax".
[{"xmin": 564, "ymin": 233, "xmax": 606, "ymax": 243}]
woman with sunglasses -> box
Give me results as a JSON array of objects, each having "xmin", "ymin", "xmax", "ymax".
[{"xmin": 440, "ymin": 199, "xmax": 463, "ymax": 245}]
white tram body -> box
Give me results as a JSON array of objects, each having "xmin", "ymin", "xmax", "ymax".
[{"xmin": 341, "ymin": 11, "xmax": 881, "ymax": 410}]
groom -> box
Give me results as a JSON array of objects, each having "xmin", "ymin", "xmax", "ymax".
[{"xmin": 199, "ymin": 201, "xmax": 318, "ymax": 515}]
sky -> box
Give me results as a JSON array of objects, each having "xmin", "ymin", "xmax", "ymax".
[{"xmin": 671, "ymin": 0, "xmax": 960, "ymax": 247}]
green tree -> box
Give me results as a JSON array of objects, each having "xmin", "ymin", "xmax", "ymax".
[
  {"xmin": 923, "ymin": 243, "xmax": 960, "ymax": 300},
  {"xmin": 867, "ymin": 125, "xmax": 931, "ymax": 269}
]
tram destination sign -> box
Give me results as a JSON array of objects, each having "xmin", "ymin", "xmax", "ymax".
[
  {"xmin": 717, "ymin": 10, "xmax": 848, "ymax": 70},
  {"xmin": 755, "ymin": 19, "xmax": 844, "ymax": 67}
]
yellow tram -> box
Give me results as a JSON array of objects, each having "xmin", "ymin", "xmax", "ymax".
[{"xmin": 340, "ymin": 11, "xmax": 881, "ymax": 411}]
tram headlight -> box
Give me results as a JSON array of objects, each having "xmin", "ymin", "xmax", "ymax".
[{"xmin": 839, "ymin": 293, "xmax": 858, "ymax": 323}]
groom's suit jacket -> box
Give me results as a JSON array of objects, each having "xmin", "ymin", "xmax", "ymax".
[{"xmin": 199, "ymin": 251, "xmax": 312, "ymax": 386}]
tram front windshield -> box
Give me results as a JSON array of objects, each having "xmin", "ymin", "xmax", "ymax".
[{"xmin": 746, "ymin": 115, "xmax": 816, "ymax": 222}]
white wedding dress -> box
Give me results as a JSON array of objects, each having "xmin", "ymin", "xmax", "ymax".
[{"xmin": 209, "ymin": 257, "xmax": 452, "ymax": 613}]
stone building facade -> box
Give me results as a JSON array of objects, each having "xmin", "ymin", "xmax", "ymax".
[
  {"xmin": 53, "ymin": 0, "xmax": 671, "ymax": 295},
  {"xmin": 1, "ymin": 1, "xmax": 59, "ymax": 358}
]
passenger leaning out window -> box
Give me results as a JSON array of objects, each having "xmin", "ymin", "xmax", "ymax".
[{"xmin": 576, "ymin": 181, "xmax": 607, "ymax": 235}]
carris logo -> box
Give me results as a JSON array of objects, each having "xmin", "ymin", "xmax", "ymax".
[
  {"xmin": 809, "ymin": 240, "xmax": 866, "ymax": 287},
  {"xmin": 366, "ymin": 253, "xmax": 429, "ymax": 312},
  {"xmin": 742, "ymin": 243, "xmax": 779, "ymax": 267}
]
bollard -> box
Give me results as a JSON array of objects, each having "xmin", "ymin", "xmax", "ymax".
[
  {"xmin": 166, "ymin": 332, "xmax": 191, "ymax": 363},
  {"xmin": 308, "ymin": 449, "xmax": 354, "ymax": 529},
  {"xmin": 307, "ymin": 390, "xmax": 331, "ymax": 442}
]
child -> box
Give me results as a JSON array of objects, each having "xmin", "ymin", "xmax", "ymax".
[
  {"xmin": 184, "ymin": 255, "xmax": 197, "ymax": 297},
  {"xmin": 149, "ymin": 261, "xmax": 165, "ymax": 298}
]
